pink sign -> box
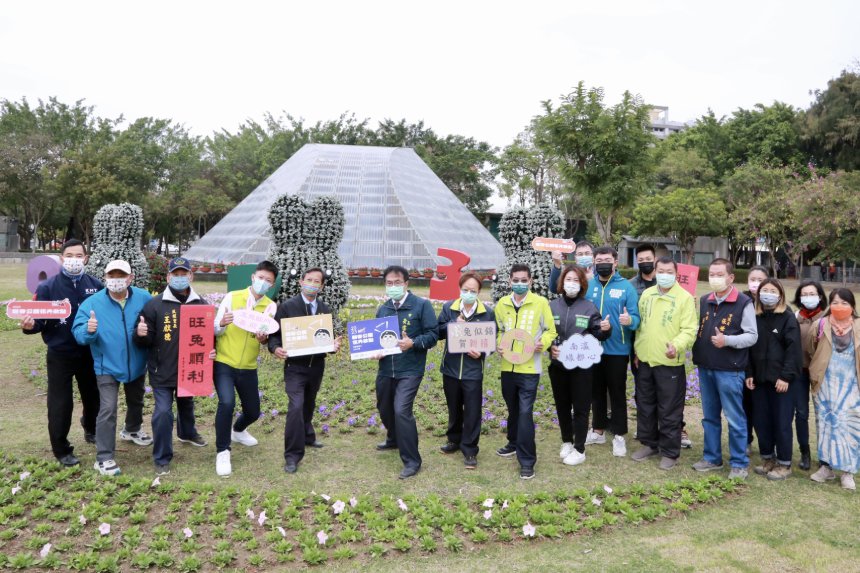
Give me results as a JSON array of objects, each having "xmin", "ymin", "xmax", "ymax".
[
  {"xmin": 232, "ymin": 308, "xmax": 279, "ymax": 335},
  {"xmin": 676, "ymin": 263, "xmax": 700, "ymax": 297},
  {"xmin": 5, "ymin": 299, "xmax": 72, "ymax": 320}
]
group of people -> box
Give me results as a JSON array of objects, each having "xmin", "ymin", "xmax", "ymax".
[{"xmin": 21, "ymin": 240, "xmax": 859, "ymax": 490}]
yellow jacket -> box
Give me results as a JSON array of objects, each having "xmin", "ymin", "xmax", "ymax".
[
  {"xmin": 214, "ymin": 288, "xmax": 276, "ymax": 370},
  {"xmin": 494, "ymin": 291, "xmax": 557, "ymax": 374},
  {"xmin": 635, "ymin": 282, "xmax": 698, "ymax": 367}
]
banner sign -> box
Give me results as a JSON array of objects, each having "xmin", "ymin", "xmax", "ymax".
[
  {"xmin": 347, "ymin": 316, "xmax": 402, "ymax": 360},
  {"xmin": 177, "ymin": 305, "xmax": 215, "ymax": 397},
  {"xmin": 531, "ymin": 237, "xmax": 575, "ymax": 253},
  {"xmin": 499, "ymin": 328, "xmax": 537, "ymax": 365},
  {"xmin": 5, "ymin": 299, "xmax": 71, "ymax": 320},
  {"xmin": 233, "ymin": 308, "xmax": 279, "ymax": 335},
  {"xmin": 280, "ymin": 314, "xmax": 335, "ymax": 357},
  {"xmin": 446, "ymin": 321, "xmax": 497, "ymax": 354},
  {"xmin": 676, "ymin": 263, "xmax": 700, "ymax": 297},
  {"xmin": 558, "ymin": 333, "xmax": 604, "ymax": 370}
]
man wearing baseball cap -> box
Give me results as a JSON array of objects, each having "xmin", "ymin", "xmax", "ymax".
[
  {"xmin": 73, "ymin": 260, "xmax": 153, "ymax": 475},
  {"xmin": 133, "ymin": 257, "xmax": 210, "ymax": 475}
]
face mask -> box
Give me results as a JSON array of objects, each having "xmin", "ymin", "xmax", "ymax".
[
  {"xmin": 709, "ymin": 277, "xmax": 727, "ymax": 292},
  {"xmin": 563, "ymin": 282, "xmax": 580, "ymax": 297},
  {"xmin": 301, "ymin": 283, "xmax": 320, "ymax": 297},
  {"xmin": 800, "ymin": 295, "xmax": 820, "ymax": 310},
  {"xmin": 748, "ymin": 281, "xmax": 762, "ymax": 294},
  {"xmin": 460, "ymin": 290, "xmax": 478, "ymax": 305},
  {"xmin": 595, "ymin": 263, "xmax": 614, "ymax": 278},
  {"xmin": 62, "ymin": 258, "xmax": 85, "ymax": 275},
  {"xmin": 105, "ymin": 278, "xmax": 128, "ymax": 294},
  {"xmin": 168, "ymin": 275, "xmax": 190, "ymax": 291},
  {"xmin": 830, "ymin": 306, "xmax": 853, "ymax": 321},
  {"xmin": 638, "ymin": 262, "xmax": 654, "ymax": 276},
  {"xmin": 252, "ymin": 278, "xmax": 273, "ymax": 295},
  {"xmin": 656, "ymin": 273, "xmax": 675, "ymax": 289},
  {"xmin": 576, "ymin": 255, "xmax": 593, "ymax": 268},
  {"xmin": 511, "ymin": 283, "xmax": 529, "ymax": 296},
  {"xmin": 759, "ymin": 292, "xmax": 780, "ymax": 307},
  {"xmin": 386, "ymin": 285, "xmax": 405, "ymax": 300}
]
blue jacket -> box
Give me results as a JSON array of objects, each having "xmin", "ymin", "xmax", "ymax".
[
  {"xmin": 375, "ymin": 292, "xmax": 439, "ymax": 378},
  {"xmin": 73, "ymin": 287, "xmax": 152, "ymax": 383},
  {"xmin": 24, "ymin": 272, "xmax": 103, "ymax": 355},
  {"xmin": 585, "ymin": 272, "xmax": 640, "ymax": 355}
]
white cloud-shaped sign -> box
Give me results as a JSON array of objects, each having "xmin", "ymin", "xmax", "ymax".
[{"xmin": 558, "ymin": 333, "xmax": 603, "ymax": 370}]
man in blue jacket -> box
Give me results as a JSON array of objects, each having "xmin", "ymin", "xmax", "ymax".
[
  {"xmin": 21, "ymin": 239, "xmax": 103, "ymax": 466},
  {"xmin": 584, "ymin": 246, "xmax": 640, "ymax": 457},
  {"xmin": 73, "ymin": 260, "xmax": 153, "ymax": 476},
  {"xmin": 374, "ymin": 265, "xmax": 439, "ymax": 479}
]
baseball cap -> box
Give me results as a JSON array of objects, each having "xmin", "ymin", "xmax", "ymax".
[
  {"xmin": 168, "ymin": 257, "xmax": 192, "ymax": 272},
  {"xmin": 104, "ymin": 260, "xmax": 132, "ymax": 274}
]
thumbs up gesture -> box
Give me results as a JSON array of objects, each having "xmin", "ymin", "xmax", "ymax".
[
  {"xmin": 600, "ymin": 315, "xmax": 611, "ymax": 332},
  {"xmin": 711, "ymin": 327, "xmax": 725, "ymax": 348},
  {"xmin": 87, "ymin": 310, "xmax": 98, "ymax": 333},
  {"xmin": 397, "ymin": 328, "xmax": 414, "ymax": 351},
  {"xmin": 137, "ymin": 316, "xmax": 148, "ymax": 337},
  {"xmin": 619, "ymin": 306, "xmax": 631, "ymax": 326}
]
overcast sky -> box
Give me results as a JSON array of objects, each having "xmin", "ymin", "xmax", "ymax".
[{"xmin": 2, "ymin": 0, "xmax": 857, "ymax": 149}]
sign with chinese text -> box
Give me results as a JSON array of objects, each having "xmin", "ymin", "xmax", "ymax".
[
  {"xmin": 177, "ymin": 305, "xmax": 215, "ymax": 397},
  {"xmin": 446, "ymin": 321, "xmax": 497, "ymax": 354},
  {"xmin": 676, "ymin": 263, "xmax": 700, "ymax": 297},
  {"xmin": 499, "ymin": 328, "xmax": 536, "ymax": 365},
  {"xmin": 558, "ymin": 333, "xmax": 604, "ymax": 370},
  {"xmin": 5, "ymin": 299, "xmax": 71, "ymax": 320},
  {"xmin": 280, "ymin": 314, "xmax": 335, "ymax": 357},
  {"xmin": 347, "ymin": 316, "xmax": 402, "ymax": 360},
  {"xmin": 531, "ymin": 237, "xmax": 575, "ymax": 253},
  {"xmin": 233, "ymin": 308, "xmax": 279, "ymax": 335}
]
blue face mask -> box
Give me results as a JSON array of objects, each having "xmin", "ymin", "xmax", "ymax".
[
  {"xmin": 252, "ymin": 278, "xmax": 272, "ymax": 295},
  {"xmin": 460, "ymin": 291, "xmax": 478, "ymax": 305},
  {"xmin": 759, "ymin": 292, "xmax": 780, "ymax": 307},
  {"xmin": 511, "ymin": 283, "xmax": 529, "ymax": 296},
  {"xmin": 576, "ymin": 255, "xmax": 593, "ymax": 268},
  {"xmin": 168, "ymin": 275, "xmax": 190, "ymax": 291},
  {"xmin": 656, "ymin": 273, "xmax": 675, "ymax": 289},
  {"xmin": 386, "ymin": 285, "xmax": 405, "ymax": 300}
]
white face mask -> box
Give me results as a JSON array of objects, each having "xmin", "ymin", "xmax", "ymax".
[
  {"xmin": 105, "ymin": 278, "xmax": 128, "ymax": 294},
  {"xmin": 563, "ymin": 282, "xmax": 580, "ymax": 297},
  {"xmin": 800, "ymin": 295, "xmax": 820, "ymax": 310},
  {"xmin": 62, "ymin": 257, "xmax": 85, "ymax": 275}
]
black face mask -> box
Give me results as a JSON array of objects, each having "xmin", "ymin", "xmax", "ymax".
[
  {"xmin": 595, "ymin": 263, "xmax": 614, "ymax": 278},
  {"xmin": 638, "ymin": 263, "xmax": 654, "ymax": 276}
]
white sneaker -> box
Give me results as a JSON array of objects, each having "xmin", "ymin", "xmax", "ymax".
[
  {"xmin": 120, "ymin": 429, "xmax": 153, "ymax": 446},
  {"xmin": 216, "ymin": 450, "xmax": 231, "ymax": 477},
  {"xmin": 94, "ymin": 460, "xmax": 121, "ymax": 476},
  {"xmin": 231, "ymin": 429, "xmax": 258, "ymax": 447},
  {"xmin": 562, "ymin": 449, "xmax": 586, "ymax": 466},
  {"xmin": 612, "ymin": 435, "xmax": 627, "ymax": 457},
  {"xmin": 841, "ymin": 473, "xmax": 856, "ymax": 491},
  {"xmin": 559, "ymin": 442, "xmax": 575, "ymax": 459},
  {"xmin": 585, "ymin": 430, "xmax": 606, "ymax": 445}
]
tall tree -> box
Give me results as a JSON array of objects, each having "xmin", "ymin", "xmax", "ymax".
[{"xmin": 800, "ymin": 67, "xmax": 860, "ymax": 170}]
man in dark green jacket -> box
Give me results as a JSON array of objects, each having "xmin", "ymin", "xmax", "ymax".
[{"xmin": 374, "ymin": 265, "xmax": 439, "ymax": 479}]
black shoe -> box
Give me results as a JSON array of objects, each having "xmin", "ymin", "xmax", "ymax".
[
  {"xmin": 284, "ymin": 461, "xmax": 298, "ymax": 474},
  {"xmin": 177, "ymin": 434, "xmax": 208, "ymax": 447},
  {"xmin": 307, "ymin": 441, "xmax": 324, "ymax": 449},
  {"xmin": 57, "ymin": 453, "xmax": 80, "ymax": 467},
  {"xmin": 399, "ymin": 466, "xmax": 421, "ymax": 479},
  {"xmin": 520, "ymin": 466, "xmax": 535, "ymax": 480},
  {"xmin": 154, "ymin": 464, "xmax": 170, "ymax": 476},
  {"xmin": 799, "ymin": 451, "xmax": 811, "ymax": 471},
  {"xmin": 496, "ymin": 444, "xmax": 516, "ymax": 458},
  {"xmin": 84, "ymin": 433, "xmax": 96, "ymax": 444},
  {"xmin": 440, "ymin": 442, "xmax": 459, "ymax": 454},
  {"xmin": 376, "ymin": 441, "xmax": 398, "ymax": 451},
  {"xmin": 464, "ymin": 456, "xmax": 477, "ymax": 469}
]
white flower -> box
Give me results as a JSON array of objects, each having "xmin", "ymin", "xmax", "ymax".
[
  {"xmin": 78, "ymin": 515, "xmax": 87, "ymax": 525},
  {"xmin": 592, "ymin": 497, "xmax": 602, "ymax": 506},
  {"xmin": 349, "ymin": 497, "xmax": 358, "ymax": 508},
  {"xmin": 150, "ymin": 477, "xmax": 160, "ymax": 488},
  {"xmin": 332, "ymin": 500, "xmax": 346, "ymax": 515},
  {"xmin": 603, "ymin": 485, "xmax": 613, "ymax": 494},
  {"xmin": 245, "ymin": 508, "xmax": 255, "ymax": 520},
  {"xmin": 11, "ymin": 485, "xmax": 20, "ymax": 495},
  {"xmin": 320, "ymin": 493, "xmax": 331, "ymax": 502},
  {"xmin": 522, "ymin": 522, "xmax": 536, "ymax": 537},
  {"xmin": 502, "ymin": 500, "xmax": 509, "ymax": 509},
  {"xmin": 98, "ymin": 523, "xmax": 111, "ymax": 536},
  {"xmin": 257, "ymin": 511, "xmax": 268, "ymax": 526},
  {"xmin": 397, "ymin": 499, "xmax": 408, "ymax": 512},
  {"xmin": 316, "ymin": 530, "xmax": 329, "ymax": 545},
  {"xmin": 19, "ymin": 472, "xmax": 31, "ymax": 481},
  {"xmin": 277, "ymin": 526, "xmax": 286, "ymax": 538},
  {"xmin": 183, "ymin": 528, "xmax": 193, "ymax": 538},
  {"xmin": 483, "ymin": 510, "xmax": 492, "ymax": 520},
  {"xmin": 482, "ymin": 498, "xmax": 494, "ymax": 508}
]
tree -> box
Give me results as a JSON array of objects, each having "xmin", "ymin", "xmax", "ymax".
[
  {"xmin": 498, "ymin": 120, "xmax": 569, "ymax": 208},
  {"xmin": 632, "ymin": 187, "xmax": 726, "ymax": 264},
  {"xmin": 800, "ymin": 67, "xmax": 860, "ymax": 170},
  {"xmin": 723, "ymin": 102, "xmax": 804, "ymax": 169},
  {"xmin": 537, "ymin": 82, "xmax": 655, "ymax": 246}
]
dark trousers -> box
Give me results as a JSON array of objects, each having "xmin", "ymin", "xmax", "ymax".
[
  {"xmin": 635, "ymin": 362, "xmax": 686, "ymax": 459},
  {"xmin": 591, "ymin": 354, "xmax": 629, "ymax": 435},
  {"xmin": 442, "ymin": 375, "xmax": 483, "ymax": 457},
  {"xmin": 548, "ymin": 364, "xmax": 592, "ymax": 454},
  {"xmin": 794, "ymin": 370, "xmax": 811, "ymax": 453},
  {"xmin": 214, "ymin": 362, "xmax": 261, "ymax": 453},
  {"xmin": 743, "ymin": 384, "xmax": 755, "ymax": 444},
  {"xmin": 752, "ymin": 381, "xmax": 795, "ymax": 465},
  {"xmin": 95, "ymin": 374, "xmax": 145, "ymax": 462},
  {"xmin": 501, "ymin": 371, "xmax": 539, "ymax": 467},
  {"xmin": 283, "ymin": 362, "xmax": 324, "ymax": 463},
  {"xmin": 46, "ymin": 349, "xmax": 100, "ymax": 459},
  {"xmin": 151, "ymin": 386, "xmax": 198, "ymax": 466},
  {"xmin": 376, "ymin": 374, "xmax": 423, "ymax": 469}
]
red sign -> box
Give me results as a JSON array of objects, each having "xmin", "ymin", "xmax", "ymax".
[
  {"xmin": 5, "ymin": 299, "xmax": 72, "ymax": 320},
  {"xmin": 429, "ymin": 248, "xmax": 471, "ymax": 301},
  {"xmin": 177, "ymin": 305, "xmax": 215, "ymax": 398},
  {"xmin": 531, "ymin": 237, "xmax": 575, "ymax": 253},
  {"xmin": 676, "ymin": 263, "xmax": 700, "ymax": 297}
]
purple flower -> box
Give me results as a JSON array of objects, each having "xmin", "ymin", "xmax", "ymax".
[
  {"xmin": 322, "ymin": 424, "xmax": 329, "ymax": 434},
  {"xmin": 271, "ymin": 409, "xmax": 279, "ymax": 416},
  {"xmin": 500, "ymin": 420, "xmax": 508, "ymax": 429},
  {"xmin": 486, "ymin": 390, "xmax": 494, "ymax": 397},
  {"xmin": 258, "ymin": 390, "xmax": 264, "ymax": 398},
  {"xmin": 539, "ymin": 385, "xmax": 544, "ymax": 391},
  {"xmin": 351, "ymin": 379, "xmax": 359, "ymax": 385},
  {"xmin": 30, "ymin": 369, "xmax": 39, "ymax": 377},
  {"xmin": 319, "ymin": 405, "xmax": 328, "ymax": 413},
  {"xmin": 347, "ymin": 417, "xmax": 356, "ymax": 426},
  {"xmin": 144, "ymin": 386, "xmax": 152, "ymax": 394},
  {"xmin": 258, "ymin": 412, "xmax": 266, "ymax": 420},
  {"xmin": 209, "ymin": 392, "xmax": 216, "ymax": 399},
  {"xmin": 368, "ymin": 415, "xmax": 377, "ymax": 427}
]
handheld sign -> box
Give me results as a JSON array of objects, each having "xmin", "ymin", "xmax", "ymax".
[
  {"xmin": 531, "ymin": 237, "xmax": 575, "ymax": 253},
  {"xmin": 280, "ymin": 314, "xmax": 335, "ymax": 357},
  {"xmin": 5, "ymin": 299, "xmax": 72, "ymax": 320},
  {"xmin": 177, "ymin": 305, "xmax": 215, "ymax": 398},
  {"xmin": 676, "ymin": 263, "xmax": 700, "ymax": 297},
  {"xmin": 446, "ymin": 321, "xmax": 497, "ymax": 354},
  {"xmin": 348, "ymin": 316, "xmax": 402, "ymax": 361},
  {"xmin": 499, "ymin": 328, "xmax": 537, "ymax": 365},
  {"xmin": 558, "ymin": 333, "xmax": 604, "ymax": 370},
  {"xmin": 233, "ymin": 308, "xmax": 280, "ymax": 335}
]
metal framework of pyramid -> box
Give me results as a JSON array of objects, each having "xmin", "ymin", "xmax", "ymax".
[{"xmin": 185, "ymin": 144, "xmax": 504, "ymax": 270}]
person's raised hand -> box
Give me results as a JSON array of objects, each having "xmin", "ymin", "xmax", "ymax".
[
  {"xmin": 87, "ymin": 310, "xmax": 98, "ymax": 333},
  {"xmin": 600, "ymin": 315, "xmax": 611, "ymax": 332},
  {"xmin": 136, "ymin": 316, "xmax": 148, "ymax": 337},
  {"xmin": 619, "ymin": 306, "xmax": 631, "ymax": 326}
]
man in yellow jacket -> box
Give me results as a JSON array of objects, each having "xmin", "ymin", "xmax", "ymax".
[
  {"xmin": 212, "ymin": 261, "xmax": 279, "ymax": 477},
  {"xmin": 631, "ymin": 257, "xmax": 698, "ymax": 470},
  {"xmin": 494, "ymin": 263, "xmax": 557, "ymax": 479}
]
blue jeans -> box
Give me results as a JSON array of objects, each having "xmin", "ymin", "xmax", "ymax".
[
  {"xmin": 699, "ymin": 368, "xmax": 749, "ymax": 468},
  {"xmin": 214, "ymin": 362, "xmax": 261, "ymax": 452},
  {"xmin": 501, "ymin": 372, "xmax": 539, "ymax": 468},
  {"xmin": 376, "ymin": 374, "xmax": 423, "ymax": 469},
  {"xmin": 152, "ymin": 386, "xmax": 198, "ymax": 466}
]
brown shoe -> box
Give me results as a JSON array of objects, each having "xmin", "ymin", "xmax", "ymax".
[
  {"xmin": 658, "ymin": 456, "xmax": 677, "ymax": 471},
  {"xmin": 766, "ymin": 464, "xmax": 791, "ymax": 481},
  {"xmin": 754, "ymin": 458, "xmax": 777, "ymax": 476},
  {"xmin": 810, "ymin": 465, "xmax": 836, "ymax": 482}
]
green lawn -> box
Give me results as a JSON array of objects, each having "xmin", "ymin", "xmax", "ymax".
[{"xmin": 0, "ymin": 263, "xmax": 858, "ymax": 572}]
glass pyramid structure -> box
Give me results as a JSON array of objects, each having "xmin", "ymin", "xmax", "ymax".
[{"xmin": 185, "ymin": 144, "xmax": 504, "ymax": 270}]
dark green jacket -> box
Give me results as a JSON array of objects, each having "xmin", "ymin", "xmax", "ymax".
[{"xmin": 375, "ymin": 292, "xmax": 438, "ymax": 377}]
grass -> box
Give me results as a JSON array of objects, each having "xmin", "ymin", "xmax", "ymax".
[{"xmin": 0, "ymin": 263, "xmax": 858, "ymax": 571}]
